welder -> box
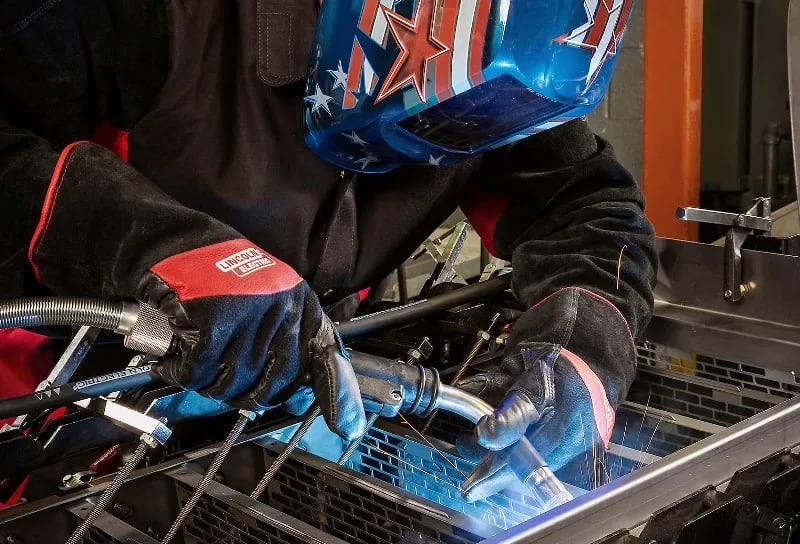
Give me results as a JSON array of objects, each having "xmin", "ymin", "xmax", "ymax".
[{"xmin": 0, "ymin": 0, "xmax": 655, "ymax": 501}]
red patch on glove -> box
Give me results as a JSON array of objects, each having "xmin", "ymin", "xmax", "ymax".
[{"xmin": 150, "ymin": 239, "xmax": 303, "ymax": 301}]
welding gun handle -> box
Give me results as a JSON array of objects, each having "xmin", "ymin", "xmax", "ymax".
[{"xmin": 0, "ymin": 365, "xmax": 160, "ymax": 419}]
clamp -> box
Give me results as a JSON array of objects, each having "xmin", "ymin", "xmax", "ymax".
[{"xmin": 677, "ymin": 198, "xmax": 772, "ymax": 302}]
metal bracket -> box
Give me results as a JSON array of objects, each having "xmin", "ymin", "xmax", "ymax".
[
  {"xmin": 413, "ymin": 221, "xmax": 472, "ymax": 293},
  {"xmin": 7, "ymin": 326, "xmax": 101, "ymax": 431},
  {"xmin": 356, "ymin": 375, "xmax": 404, "ymax": 418},
  {"xmin": 73, "ymin": 398, "xmax": 172, "ymax": 448},
  {"xmin": 677, "ymin": 198, "xmax": 772, "ymax": 302}
]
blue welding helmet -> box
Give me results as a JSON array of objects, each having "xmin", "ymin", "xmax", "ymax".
[{"xmin": 304, "ymin": 0, "xmax": 635, "ymax": 173}]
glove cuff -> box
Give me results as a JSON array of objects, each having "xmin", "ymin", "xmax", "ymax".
[
  {"xmin": 507, "ymin": 286, "xmax": 636, "ymax": 409},
  {"xmin": 27, "ymin": 142, "xmax": 243, "ymax": 297}
]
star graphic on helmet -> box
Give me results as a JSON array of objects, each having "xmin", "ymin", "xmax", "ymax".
[
  {"xmin": 344, "ymin": 131, "xmax": 369, "ymax": 147},
  {"xmin": 555, "ymin": 0, "xmax": 633, "ymax": 88},
  {"xmin": 375, "ymin": 0, "xmax": 450, "ymax": 104},
  {"xmin": 304, "ymin": 84, "xmax": 334, "ymax": 116},
  {"xmin": 355, "ymin": 151, "xmax": 379, "ymax": 170},
  {"xmin": 327, "ymin": 60, "xmax": 348, "ymax": 91},
  {"xmin": 428, "ymin": 154, "xmax": 444, "ymax": 166}
]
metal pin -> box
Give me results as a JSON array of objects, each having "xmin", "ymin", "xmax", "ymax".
[{"xmin": 421, "ymin": 313, "xmax": 501, "ymax": 433}]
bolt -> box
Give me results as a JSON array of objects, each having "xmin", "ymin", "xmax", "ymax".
[
  {"xmin": 724, "ymin": 289, "xmax": 734, "ymax": 299},
  {"xmin": 773, "ymin": 517, "xmax": 788, "ymax": 531},
  {"xmin": 736, "ymin": 215, "xmax": 746, "ymax": 226},
  {"xmin": 111, "ymin": 502, "xmax": 133, "ymax": 519}
]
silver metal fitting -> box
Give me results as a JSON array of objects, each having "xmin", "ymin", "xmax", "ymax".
[
  {"xmin": 74, "ymin": 398, "xmax": 172, "ymax": 446},
  {"xmin": 119, "ymin": 302, "xmax": 174, "ymax": 356}
]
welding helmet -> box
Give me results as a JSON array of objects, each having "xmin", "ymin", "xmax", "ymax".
[{"xmin": 304, "ymin": 0, "xmax": 635, "ymax": 173}]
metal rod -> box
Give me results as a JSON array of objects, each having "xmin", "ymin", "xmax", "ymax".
[
  {"xmin": 396, "ymin": 265, "xmax": 409, "ymax": 304},
  {"xmin": 421, "ymin": 313, "xmax": 500, "ymax": 433},
  {"xmin": 337, "ymin": 412, "xmax": 380, "ymax": 465},
  {"xmin": 65, "ymin": 438, "xmax": 149, "ymax": 544},
  {"xmin": 161, "ymin": 412, "xmax": 252, "ymax": 543},
  {"xmin": 250, "ymin": 406, "xmax": 322, "ymax": 500}
]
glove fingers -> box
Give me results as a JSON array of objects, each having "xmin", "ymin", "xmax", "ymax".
[
  {"xmin": 455, "ymin": 372, "xmax": 512, "ymax": 406},
  {"xmin": 230, "ymin": 319, "xmax": 301, "ymax": 410},
  {"xmin": 456, "ymin": 431, "xmax": 490, "ymax": 463},
  {"xmin": 154, "ymin": 351, "xmax": 217, "ymax": 392},
  {"xmin": 282, "ymin": 384, "xmax": 315, "ymax": 416},
  {"xmin": 309, "ymin": 318, "xmax": 367, "ymax": 441},
  {"xmin": 476, "ymin": 390, "xmax": 542, "ymax": 451},
  {"xmin": 461, "ymin": 451, "xmax": 516, "ymax": 503}
]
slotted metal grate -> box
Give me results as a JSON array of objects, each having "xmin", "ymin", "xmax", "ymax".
[
  {"xmin": 634, "ymin": 342, "xmax": 792, "ymax": 429},
  {"xmin": 259, "ymin": 445, "xmax": 486, "ymax": 544},
  {"xmin": 345, "ymin": 426, "xmax": 542, "ymax": 531},
  {"xmin": 84, "ymin": 527, "xmax": 120, "ymax": 544},
  {"xmin": 181, "ymin": 488, "xmax": 309, "ymax": 544}
]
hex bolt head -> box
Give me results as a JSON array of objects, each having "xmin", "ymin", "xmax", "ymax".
[{"xmin": 724, "ymin": 289, "xmax": 734, "ymax": 299}]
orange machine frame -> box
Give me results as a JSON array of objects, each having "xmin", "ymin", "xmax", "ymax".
[{"xmin": 642, "ymin": 1, "xmax": 704, "ymax": 240}]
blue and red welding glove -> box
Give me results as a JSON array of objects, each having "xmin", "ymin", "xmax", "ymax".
[
  {"xmin": 456, "ymin": 287, "xmax": 636, "ymax": 501},
  {"xmin": 27, "ymin": 142, "xmax": 366, "ymax": 441}
]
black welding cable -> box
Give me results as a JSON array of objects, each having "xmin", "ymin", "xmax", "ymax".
[{"xmin": 337, "ymin": 273, "xmax": 511, "ymax": 338}]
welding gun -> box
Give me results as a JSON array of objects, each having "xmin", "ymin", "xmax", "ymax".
[{"xmin": 0, "ymin": 292, "xmax": 572, "ymax": 509}]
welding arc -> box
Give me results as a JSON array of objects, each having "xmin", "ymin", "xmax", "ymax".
[{"xmin": 0, "ymin": 277, "xmax": 511, "ymax": 419}]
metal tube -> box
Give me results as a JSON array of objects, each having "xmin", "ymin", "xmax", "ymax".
[
  {"xmin": 436, "ymin": 384, "xmax": 494, "ymax": 423},
  {"xmin": 338, "ymin": 275, "xmax": 511, "ymax": 338}
]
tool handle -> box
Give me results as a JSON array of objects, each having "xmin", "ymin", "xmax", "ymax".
[{"xmin": 0, "ymin": 365, "xmax": 158, "ymax": 419}]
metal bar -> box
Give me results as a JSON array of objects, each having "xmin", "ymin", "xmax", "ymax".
[
  {"xmin": 167, "ymin": 467, "xmax": 350, "ymax": 544},
  {"xmin": 66, "ymin": 504, "xmax": 160, "ymax": 544},
  {"xmin": 11, "ymin": 326, "xmax": 100, "ymax": 430},
  {"xmin": 482, "ymin": 393, "xmax": 800, "ymax": 543},
  {"xmin": 788, "ymin": 0, "xmax": 800, "ymax": 215},
  {"xmin": 676, "ymin": 207, "xmax": 772, "ymax": 231}
]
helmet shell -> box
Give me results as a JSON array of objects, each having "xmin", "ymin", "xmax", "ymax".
[{"xmin": 305, "ymin": 0, "xmax": 636, "ymax": 172}]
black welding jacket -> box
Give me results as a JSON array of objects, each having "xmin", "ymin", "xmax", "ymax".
[{"xmin": 0, "ymin": 1, "xmax": 656, "ymax": 337}]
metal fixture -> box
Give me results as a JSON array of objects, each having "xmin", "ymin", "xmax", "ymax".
[{"xmin": 677, "ymin": 198, "xmax": 772, "ymax": 301}]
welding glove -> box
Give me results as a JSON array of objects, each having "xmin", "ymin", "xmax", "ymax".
[
  {"xmin": 27, "ymin": 142, "xmax": 367, "ymax": 441},
  {"xmin": 456, "ymin": 287, "xmax": 636, "ymax": 501}
]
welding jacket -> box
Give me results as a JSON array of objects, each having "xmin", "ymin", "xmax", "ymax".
[{"xmin": 0, "ymin": 2, "xmax": 656, "ymax": 365}]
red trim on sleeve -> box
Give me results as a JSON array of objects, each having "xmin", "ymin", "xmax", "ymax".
[
  {"xmin": 459, "ymin": 183, "xmax": 510, "ymax": 257},
  {"xmin": 27, "ymin": 141, "xmax": 88, "ymax": 282},
  {"xmin": 150, "ymin": 239, "xmax": 303, "ymax": 301},
  {"xmin": 91, "ymin": 121, "xmax": 129, "ymax": 162},
  {"xmin": 561, "ymin": 348, "xmax": 615, "ymax": 447}
]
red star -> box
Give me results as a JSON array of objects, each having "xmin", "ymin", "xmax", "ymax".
[{"xmin": 375, "ymin": 0, "xmax": 450, "ymax": 104}]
